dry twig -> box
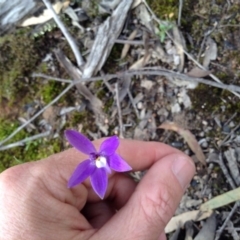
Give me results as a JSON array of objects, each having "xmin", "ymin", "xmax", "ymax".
[
  {"xmin": 0, "ymin": 131, "xmax": 51, "ymax": 151},
  {"xmin": 115, "ymin": 83, "xmax": 124, "ymax": 138},
  {"xmin": 33, "ymin": 68, "xmax": 240, "ymax": 93},
  {"xmin": 210, "ymin": 154, "xmax": 236, "ymax": 189},
  {"xmin": 215, "ymin": 202, "xmax": 240, "ymax": 240},
  {"xmin": 42, "ymin": 0, "xmax": 84, "ymax": 67},
  {"xmin": 178, "ymin": 0, "xmax": 183, "ymax": 26}
]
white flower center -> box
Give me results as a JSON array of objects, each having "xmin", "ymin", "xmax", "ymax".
[{"xmin": 95, "ymin": 156, "xmax": 107, "ymax": 168}]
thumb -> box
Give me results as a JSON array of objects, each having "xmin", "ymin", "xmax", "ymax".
[{"xmin": 93, "ymin": 153, "xmax": 195, "ymax": 240}]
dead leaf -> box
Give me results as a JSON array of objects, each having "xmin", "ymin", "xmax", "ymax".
[
  {"xmin": 165, "ymin": 210, "xmax": 213, "ymax": 233},
  {"xmin": 159, "ymin": 122, "xmax": 206, "ymax": 165},
  {"xmin": 134, "ymin": 3, "xmax": 154, "ymax": 33},
  {"xmin": 121, "ymin": 29, "xmax": 138, "ymax": 59},
  {"xmin": 129, "ymin": 54, "xmax": 151, "ymax": 69},
  {"xmin": 21, "ymin": 1, "xmax": 67, "ymax": 27},
  {"xmin": 43, "ymin": 106, "xmax": 60, "ymax": 129},
  {"xmin": 187, "ymin": 67, "xmax": 211, "ymax": 78},
  {"xmin": 203, "ymin": 37, "xmax": 217, "ymax": 69}
]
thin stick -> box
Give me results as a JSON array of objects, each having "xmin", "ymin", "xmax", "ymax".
[
  {"xmin": 115, "ymin": 83, "xmax": 124, "ymax": 138},
  {"xmin": 220, "ymin": 24, "xmax": 240, "ymax": 28},
  {"xmin": 0, "ymin": 131, "xmax": 51, "ymax": 151},
  {"xmin": 32, "ymin": 73, "xmax": 72, "ymax": 83},
  {"xmin": 115, "ymin": 39, "xmax": 153, "ymax": 45},
  {"xmin": 210, "ymin": 154, "xmax": 236, "ymax": 189},
  {"xmin": 127, "ymin": 89, "xmax": 140, "ymax": 119},
  {"xmin": 178, "ymin": 0, "xmax": 183, "ymax": 26},
  {"xmin": 33, "ymin": 69, "xmax": 240, "ymax": 93},
  {"xmin": 197, "ymin": 34, "xmax": 207, "ymax": 61},
  {"xmin": 41, "ymin": 0, "xmax": 84, "ymax": 67},
  {"xmin": 0, "ymin": 83, "xmax": 74, "ymax": 146},
  {"xmin": 215, "ymin": 201, "xmax": 240, "ymax": 240},
  {"xmin": 100, "ymin": 71, "xmax": 114, "ymax": 93},
  {"xmin": 220, "ymin": 123, "xmax": 240, "ymax": 147}
]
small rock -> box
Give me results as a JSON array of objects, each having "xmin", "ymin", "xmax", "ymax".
[
  {"xmin": 178, "ymin": 88, "xmax": 192, "ymax": 109},
  {"xmin": 202, "ymin": 120, "xmax": 208, "ymax": 126},
  {"xmin": 171, "ymin": 142, "xmax": 184, "ymax": 148},
  {"xmin": 157, "ymin": 108, "xmax": 169, "ymax": 117},
  {"xmin": 140, "ymin": 79, "xmax": 154, "ymax": 90},
  {"xmin": 171, "ymin": 101, "xmax": 181, "ymax": 113},
  {"xmin": 199, "ymin": 138, "xmax": 208, "ymax": 148},
  {"xmin": 223, "ymin": 124, "xmax": 231, "ymax": 133},
  {"xmin": 137, "ymin": 102, "xmax": 143, "ymax": 109},
  {"xmin": 199, "ymin": 131, "xmax": 205, "ymax": 137},
  {"xmin": 229, "ymin": 121, "xmax": 235, "ymax": 128}
]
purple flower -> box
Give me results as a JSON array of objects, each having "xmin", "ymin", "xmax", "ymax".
[{"xmin": 65, "ymin": 130, "xmax": 132, "ymax": 199}]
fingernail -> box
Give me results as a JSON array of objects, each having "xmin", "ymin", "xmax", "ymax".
[{"xmin": 171, "ymin": 156, "xmax": 194, "ymax": 190}]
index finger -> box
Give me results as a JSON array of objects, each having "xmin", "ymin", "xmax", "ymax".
[{"xmin": 117, "ymin": 139, "xmax": 183, "ymax": 170}]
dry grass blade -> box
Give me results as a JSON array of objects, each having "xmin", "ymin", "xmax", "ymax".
[
  {"xmin": 200, "ymin": 188, "xmax": 240, "ymax": 211},
  {"xmin": 159, "ymin": 122, "xmax": 206, "ymax": 165},
  {"xmin": 165, "ymin": 209, "xmax": 213, "ymax": 233}
]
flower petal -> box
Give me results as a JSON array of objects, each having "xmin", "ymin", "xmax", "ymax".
[
  {"xmin": 68, "ymin": 159, "xmax": 95, "ymax": 188},
  {"xmin": 65, "ymin": 130, "xmax": 96, "ymax": 155},
  {"xmin": 99, "ymin": 136, "xmax": 119, "ymax": 156},
  {"xmin": 90, "ymin": 168, "xmax": 108, "ymax": 199},
  {"xmin": 108, "ymin": 153, "xmax": 132, "ymax": 172}
]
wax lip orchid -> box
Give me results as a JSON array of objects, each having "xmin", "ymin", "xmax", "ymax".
[{"xmin": 65, "ymin": 130, "xmax": 132, "ymax": 199}]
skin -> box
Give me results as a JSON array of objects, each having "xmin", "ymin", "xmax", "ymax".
[{"xmin": 0, "ymin": 139, "xmax": 195, "ymax": 240}]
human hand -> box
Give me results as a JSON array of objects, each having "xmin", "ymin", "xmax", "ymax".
[{"xmin": 0, "ymin": 139, "xmax": 195, "ymax": 240}]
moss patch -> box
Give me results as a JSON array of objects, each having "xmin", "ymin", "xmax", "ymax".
[{"xmin": 147, "ymin": 0, "xmax": 178, "ymax": 19}]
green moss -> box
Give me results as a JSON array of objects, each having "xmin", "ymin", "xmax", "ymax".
[
  {"xmin": 40, "ymin": 81, "xmax": 66, "ymax": 104},
  {"xmin": 69, "ymin": 110, "xmax": 97, "ymax": 133},
  {"xmin": 0, "ymin": 30, "xmax": 41, "ymax": 105},
  {"xmin": 104, "ymin": 98, "xmax": 114, "ymax": 112},
  {"xmin": 0, "ymin": 118, "xmax": 27, "ymax": 171},
  {"xmin": 0, "ymin": 117, "xmax": 63, "ymax": 172},
  {"xmin": 147, "ymin": 0, "xmax": 178, "ymax": 19},
  {"xmin": 72, "ymin": 111, "xmax": 88, "ymax": 126}
]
